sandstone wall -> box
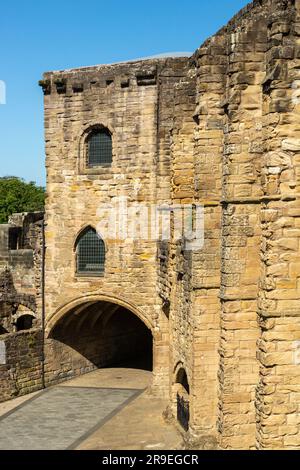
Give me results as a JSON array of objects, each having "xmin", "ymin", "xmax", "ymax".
[
  {"xmin": 42, "ymin": 58, "xmax": 189, "ymax": 395},
  {"xmin": 256, "ymin": 0, "xmax": 300, "ymax": 450},
  {"xmin": 40, "ymin": 0, "xmax": 300, "ymax": 450},
  {"xmin": 0, "ymin": 329, "xmax": 43, "ymax": 403},
  {"xmin": 191, "ymin": 0, "xmax": 300, "ymax": 450},
  {"xmin": 0, "ymin": 213, "xmax": 43, "ymax": 334}
]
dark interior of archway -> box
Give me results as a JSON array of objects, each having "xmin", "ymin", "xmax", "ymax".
[
  {"xmin": 16, "ymin": 315, "xmax": 34, "ymax": 331},
  {"xmin": 49, "ymin": 302, "xmax": 153, "ymax": 375},
  {"xmin": 176, "ymin": 368, "xmax": 190, "ymax": 394}
]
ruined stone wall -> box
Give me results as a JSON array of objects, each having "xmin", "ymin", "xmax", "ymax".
[
  {"xmin": 217, "ymin": 5, "xmax": 266, "ymax": 450},
  {"xmin": 0, "ymin": 329, "xmax": 43, "ymax": 403},
  {"xmin": 0, "ymin": 212, "xmax": 43, "ymax": 334},
  {"xmin": 167, "ymin": 70, "xmax": 198, "ymax": 434},
  {"xmin": 0, "ymin": 214, "xmax": 44, "ymax": 403},
  {"xmin": 8, "ymin": 212, "xmax": 44, "ymax": 321},
  {"xmin": 190, "ymin": 0, "xmax": 300, "ymax": 450},
  {"xmin": 256, "ymin": 0, "xmax": 300, "ymax": 450},
  {"xmin": 190, "ymin": 30, "xmax": 225, "ymax": 446}
]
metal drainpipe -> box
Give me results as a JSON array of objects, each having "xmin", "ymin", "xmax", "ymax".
[{"xmin": 41, "ymin": 216, "xmax": 46, "ymax": 389}]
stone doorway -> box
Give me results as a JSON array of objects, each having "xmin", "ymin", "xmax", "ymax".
[
  {"xmin": 46, "ymin": 301, "xmax": 153, "ymax": 386},
  {"xmin": 174, "ymin": 367, "xmax": 190, "ymax": 432}
]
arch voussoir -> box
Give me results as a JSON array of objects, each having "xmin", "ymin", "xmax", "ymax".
[{"xmin": 45, "ymin": 293, "xmax": 153, "ymax": 336}]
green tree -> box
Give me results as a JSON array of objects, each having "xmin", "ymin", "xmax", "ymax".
[{"xmin": 0, "ymin": 177, "xmax": 45, "ymax": 224}]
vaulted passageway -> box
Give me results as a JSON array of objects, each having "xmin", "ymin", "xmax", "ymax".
[{"xmin": 46, "ymin": 301, "xmax": 153, "ymax": 384}]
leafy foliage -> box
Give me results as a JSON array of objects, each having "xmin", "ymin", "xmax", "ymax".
[{"xmin": 0, "ymin": 177, "xmax": 45, "ymax": 224}]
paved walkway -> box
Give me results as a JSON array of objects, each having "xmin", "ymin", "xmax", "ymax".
[{"xmin": 0, "ymin": 369, "xmax": 182, "ymax": 450}]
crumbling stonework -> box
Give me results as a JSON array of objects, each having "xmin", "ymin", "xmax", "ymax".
[
  {"xmin": 0, "ymin": 212, "xmax": 43, "ymax": 334},
  {"xmin": 195, "ymin": 0, "xmax": 300, "ymax": 450},
  {"xmin": 0, "ymin": 212, "xmax": 44, "ymax": 402},
  {"xmin": 0, "ymin": 329, "xmax": 43, "ymax": 401}
]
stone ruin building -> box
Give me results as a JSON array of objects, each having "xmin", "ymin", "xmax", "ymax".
[
  {"xmin": 0, "ymin": 212, "xmax": 43, "ymax": 400},
  {"xmin": 1, "ymin": 0, "xmax": 300, "ymax": 450}
]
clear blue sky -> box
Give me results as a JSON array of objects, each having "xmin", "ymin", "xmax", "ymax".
[{"xmin": 0, "ymin": 0, "xmax": 248, "ymax": 186}]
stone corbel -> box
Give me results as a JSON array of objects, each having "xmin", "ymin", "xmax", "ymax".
[{"xmin": 38, "ymin": 79, "xmax": 51, "ymax": 95}]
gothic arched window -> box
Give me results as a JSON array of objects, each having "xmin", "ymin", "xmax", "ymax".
[
  {"xmin": 86, "ymin": 128, "xmax": 112, "ymax": 167},
  {"xmin": 75, "ymin": 227, "xmax": 105, "ymax": 275}
]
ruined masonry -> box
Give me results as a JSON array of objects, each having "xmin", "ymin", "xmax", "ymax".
[
  {"xmin": 1, "ymin": 0, "xmax": 300, "ymax": 450},
  {"xmin": 0, "ymin": 213, "xmax": 43, "ymax": 401}
]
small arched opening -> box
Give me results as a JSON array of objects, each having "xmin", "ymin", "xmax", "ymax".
[
  {"xmin": 176, "ymin": 368, "xmax": 190, "ymax": 394},
  {"xmin": 16, "ymin": 314, "xmax": 35, "ymax": 332},
  {"xmin": 47, "ymin": 300, "xmax": 153, "ymax": 384},
  {"xmin": 175, "ymin": 366, "xmax": 190, "ymax": 432}
]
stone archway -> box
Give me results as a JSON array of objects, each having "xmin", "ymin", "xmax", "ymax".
[
  {"xmin": 172, "ymin": 364, "xmax": 190, "ymax": 432},
  {"xmin": 45, "ymin": 296, "xmax": 156, "ymax": 389},
  {"xmin": 46, "ymin": 294, "xmax": 152, "ymax": 334}
]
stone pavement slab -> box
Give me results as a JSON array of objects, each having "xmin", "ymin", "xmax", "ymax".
[
  {"xmin": 0, "ymin": 369, "xmax": 182, "ymax": 451},
  {"xmin": 0, "ymin": 386, "xmax": 140, "ymax": 450},
  {"xmin": 0, "ymin": 391, "xmax": 40, "ymax": 418},
  {"xmin": 77, "ymin": 391, "xmax": 182, "ymax": 451},
  {"xmin": 60, "ymin": 367, "xmax": 151, "ymax": 390}
]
